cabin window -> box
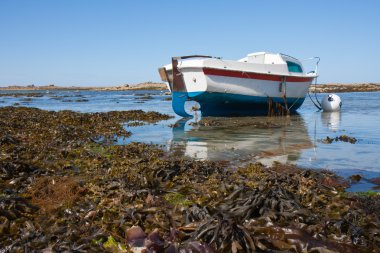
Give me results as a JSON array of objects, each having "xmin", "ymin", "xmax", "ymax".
[{"xmin": 286, "ymin": 61, "xmax": 303, "ymax": 73}]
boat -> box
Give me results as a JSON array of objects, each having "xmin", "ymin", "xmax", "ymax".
[{"xmin": 158, "ymin": 52, "xmax": 319, "ymax": 117}]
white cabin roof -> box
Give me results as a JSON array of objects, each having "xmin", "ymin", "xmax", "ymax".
[
  {"xmin": 238, "ymin": 52, "xmax": 301, "ymax": 65},
  {"xmin": 247, "ymin": 52, "xmax": 267, "ymax": 57},
  {"xmin": 238, "ymin": 52, "xmax": 291, "ymax": 65}
]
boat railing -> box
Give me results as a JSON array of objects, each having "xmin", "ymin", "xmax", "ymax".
[
  {"xmin": 300, "ymin": 56, "xmax": 321, "ymax": 75},
  {"xmin": 172, "ymin": 55, "xmax": 222, "ymax": 60},
  {"xmin": 280, "ymin": 53, "xmax": 300, "ymax": 62}
]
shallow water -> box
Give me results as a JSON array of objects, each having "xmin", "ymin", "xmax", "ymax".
[{"xmin": 1, "ymin": 89, "xmax": 380, "ymax": 191}]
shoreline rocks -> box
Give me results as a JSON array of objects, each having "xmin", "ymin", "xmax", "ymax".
[
  {"xmin": 2, "ymin": 83, "xmax": 380, "ymax": 93},
  {"xmin": 0, "ymin": 82, "xmax": 168, "ymax": 91}
]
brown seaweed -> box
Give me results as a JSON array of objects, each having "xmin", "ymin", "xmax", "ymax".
[
  {"xmin": 0, "ymin": 106, "xmax": 379, "ymax": 252},
  {"xmin": 322, "ymin": 135, "xmax": 357, "ymax": 144}
]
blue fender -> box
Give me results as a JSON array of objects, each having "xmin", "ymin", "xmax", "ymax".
[{"xmin": 172, "ymin": 92, "xmax": 192, "ymax": 118}]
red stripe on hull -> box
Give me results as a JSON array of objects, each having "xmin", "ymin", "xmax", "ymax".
[{"xmin": 203, "ymin": 68, "xmax": 314, "ymax": 83}]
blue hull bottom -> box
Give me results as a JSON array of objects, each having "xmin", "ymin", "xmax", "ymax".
[{"xmin": 172, "ymin": 91, "xmax": 305, "ymax": 117}]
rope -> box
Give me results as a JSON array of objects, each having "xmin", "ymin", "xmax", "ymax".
[
  {"xmin": 308, "ymin": 91, "xmax": 322, "ymax": 110},
  {"xmin": 314, "ymin": 76, "xmax": 322, "ymax": 108},
  {"xmin": 288, "ymin": 96, "xmax": 302, "ymax": 110},
  {"xmin": 308, "ymin": 76, "xmax": 322, "ymax": 110}
]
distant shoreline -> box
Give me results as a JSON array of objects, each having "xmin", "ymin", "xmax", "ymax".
[
  {"xmin": 310, "ymin": 83, "xmax": 380, "ymax": 93},
  {"xmin": 1, "ymin": 82, "xmax": 380, "ymax": 93},
  {"xmin": 0, "ymin": 82, "xmax": 168, "ymax": 91}
]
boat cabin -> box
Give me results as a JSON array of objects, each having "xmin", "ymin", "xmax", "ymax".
[{"xmin": 238, "ymin": 52, "xmax": 304, "ymax": 74}]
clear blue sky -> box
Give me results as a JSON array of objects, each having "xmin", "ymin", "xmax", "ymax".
[{"xmin": 1, "ymin": 0, "xmax": 379, "ymax": 86}]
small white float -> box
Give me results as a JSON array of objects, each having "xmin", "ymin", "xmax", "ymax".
[{"xmin": 321, "ymin": 94, "xmax": 342, "ymax": 112}]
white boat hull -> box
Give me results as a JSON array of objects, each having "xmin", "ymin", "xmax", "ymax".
[
  {"xmin": 159, "ymin": 53, "xmax": 317, "ymax": 117},
  {"xmin": 175, "ymin": 67, "xmax": 313, "ymax": 116}
]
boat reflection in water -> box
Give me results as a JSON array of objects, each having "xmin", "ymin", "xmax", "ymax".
[{"xmin": 169, "ymin": 115, "xmax": 313, "ymax": 166}]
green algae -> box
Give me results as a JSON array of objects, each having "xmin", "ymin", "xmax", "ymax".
[
  {"xmin": 163, "ymin": 192, "xmax": 193, "ymax": 207},
  {"xmin": 354, "ymin": 190, "xmax": 378, "ymax": 197},
  {"xmin": 103, "ymin": 235, "xmax": 128, "ymax": 252}
]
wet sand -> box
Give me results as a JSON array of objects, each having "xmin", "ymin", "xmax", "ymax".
[{"xmin": 1, "ymin": 106, "xmax": 379, "ymax": 252}]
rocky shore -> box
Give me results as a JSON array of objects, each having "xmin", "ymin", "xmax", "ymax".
[
  {"xmin": 310, "ymin": 83, "xmax": 380, "ymax": 93},
  {"xmin": 0, "ymin": 82, "xmax": 168, "ymax": 91},
  {"xmin": 1, "ymin": 106, "xmax": 379, "ymax": 252},
  {"xmin": 2, "ymin": 83, "xmax": 380, "ymax": 93}
]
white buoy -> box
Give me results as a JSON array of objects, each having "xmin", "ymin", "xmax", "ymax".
[{"xmin": 321, "ymin": 94, "xmax": 342, "ymax": 112}]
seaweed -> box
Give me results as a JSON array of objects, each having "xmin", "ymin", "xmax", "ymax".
[
  {"xmin": 322, "ymin": 135, "xmax": 357, "ymax": 144},
  {"xmin": 0, "ymin": 107, "xmax": 379, "ymax": 252}
]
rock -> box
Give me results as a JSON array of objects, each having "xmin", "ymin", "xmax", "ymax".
[
  {"xmin": 349, "ymin": 174, "xmax": 362, "ymax": 183},
  {"xmin": 126, "ymin": 226, "xmax": 146, "ymax": 247}
]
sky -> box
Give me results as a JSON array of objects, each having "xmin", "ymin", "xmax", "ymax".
[{"xmin": 0, "ymin": 0, "xmax": 379, "ymax": 86}]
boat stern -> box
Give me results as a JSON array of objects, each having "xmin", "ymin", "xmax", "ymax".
[{"xmin": 158, "ymin": 65, "xmax": 173, "ymax": 92}]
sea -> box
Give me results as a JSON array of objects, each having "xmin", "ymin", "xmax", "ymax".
[{"xmin": 1, "ymin": 89, "xmax": 380, "ymax": 192}]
